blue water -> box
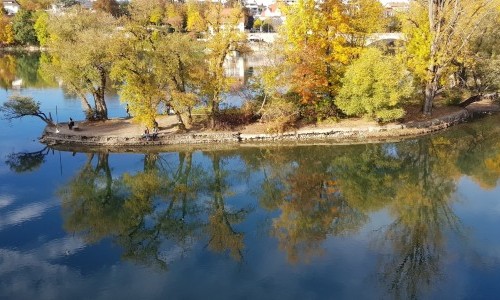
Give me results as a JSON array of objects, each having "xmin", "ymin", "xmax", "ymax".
[{"xmin": 1, "ymin": 53, "xmax": 500, "ymax": 300}]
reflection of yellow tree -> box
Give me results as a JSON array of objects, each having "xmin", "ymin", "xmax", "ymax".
[
  {"xmin": 332, "ymin": 145, "xmax": 401, "ymax": 212},
  {"xmin": 0, "ymin": 54, "xmax": 16, "ymax": 89},
  {"xmin": 60, "ymin": 153, "xmax": 124, "ymax": 243},
  {"xmin": 257, "ymin": 147, "xmax": 366, "ymax": 263},
  {"xmin": 61, "ymin": 151, "xmax": 206, "ymax": 270},
  {"xmin": 272, "ymin": 173, "xmax": 346, "ymax": 263},
  {"xmin": 454, "ymin": 116, "xmax": 500, "ymax": 189},
  {"xmin": 206, "ymin": 153, "xmax": 248, "ymax": 262},
  {"xmin": 376, "ymin": 139, "xmax": 461, "ymax": 300}
]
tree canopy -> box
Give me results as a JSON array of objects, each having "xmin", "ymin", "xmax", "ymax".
[
  {"xmin": 44, "ymin": 7, "xmax": 118, "ymax": 120},
  {"xmin": 8, "ymin": 0, "xmax": 499, "ymax": 128},
  {"xmin": 0, "ymin": 95, "xmax": 54, "ymax": 125},
  {"xmin": 337, "ymin": 48, "xmax": 414, "ymax": 121}
]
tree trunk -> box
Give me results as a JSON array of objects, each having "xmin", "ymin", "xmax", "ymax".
[
  {"xmin": 423, "ymin": 74, "xmax": 439, "ymax": 116},
  {"xmin": 94, "ymin": 69, "xmax": 108, "ymax": 120},
  {"xmin": 72, "ymin": 84, "xmax": 93, "ymax": 120},
  {"xmin": 187, "ymin": 107, "xmax": 193, "ymax": 125},
  {"xmin": 80, "ymin": 98, "xmax": 93, "ymax": 119},
  {"xmin": 210, "ymin": 95, "xmax": 219, "ymax": 129},
  {"xmin": 175, "ymin": 112, "xmax": 186, "ymax": 131}
]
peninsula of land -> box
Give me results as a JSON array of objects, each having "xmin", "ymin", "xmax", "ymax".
[{"xmin": 39, "ymin": 98, "xmax": 500, "ymax": 151}]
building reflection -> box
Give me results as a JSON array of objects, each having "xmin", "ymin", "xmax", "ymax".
[{"xmin": 223, "ymin": 52, "xmax": 268, "ymax": 86}]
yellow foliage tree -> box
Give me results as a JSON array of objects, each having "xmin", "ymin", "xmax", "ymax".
[
  {"xmin": 345, "ymin": 0, "xmax": 386, "ymax": 47},
  {"xmin": 0, "ymin": 12, "xmax": 15, "ymax": 46},
  {"xmin": 264, "ymin": 0, "xmax": 355, "ymax": 118},
  {"xmin": 402, "ymin": 0, "xmax": 498, "ymax": 115},
  {"xmin": 201, "ymin": 3, "xmax": 247, "ymax": 128}
]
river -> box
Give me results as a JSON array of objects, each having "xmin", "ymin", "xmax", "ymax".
[{"xmin": 1, "ymin": 51, "xmax": 500, "ymax": 299}]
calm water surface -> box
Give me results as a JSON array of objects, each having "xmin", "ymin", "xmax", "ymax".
[{"xmin": 1, "ymin": 52, "xmax": 500, "ymax": 300}]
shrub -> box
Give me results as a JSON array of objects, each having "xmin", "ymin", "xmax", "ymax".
[
  {"xmin": 442, "ymin": 87, "xmax": 467, "ymax": 106},
  {"xmin": 337, "ymin": 48, "xmax": 414, "ymax": 122},
  {"xmin": 216, "ymin": 102, "xmax": 259, "ymax": 129},
  {"xmin": 261, "ymin": 98, "xmax": 299, "ymax": 133}
]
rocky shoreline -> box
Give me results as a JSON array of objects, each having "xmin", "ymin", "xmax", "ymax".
[{"xmin": 39, "ymin": 97, "xmax": 500, "ymax": 152}]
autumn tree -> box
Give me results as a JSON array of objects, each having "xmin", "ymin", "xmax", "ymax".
[
  {"xmin": 186, "ymin": 0, "xmax": 206, "ymax": 33},
  {"xmin": 92, "ymin": 0, "xmax": 121, "ymax": 18},
  {"xmin": 344, "ymin": 0, "xmax": 386, "ymax": 47},
  {"xmin": 201, "ymin": 3, "xmax": 248, "ymax": 128},
  {"xmin": 401, "ymin": 0, "xmax": 498, "ymax": 115},
  {"xmin": 0, "ymin": 54, "xmax": 16, "ymax": 88},
  {"xmin": 460, "ymin": 10, "xmax": 500, "ymax": 94},
  {"xmin": 45, "ymin": 7, "xmax": 118, "ymax": 120},
  {"xmin": 337, "ymin": 48, "xmax": 414, "ymax": 122},
  {"xmin": 111, "ymin": 1, "xmax": 204, "ymax": 129},
  {"xmin": 263, "ymin": 0, "xmax": 353, "ymax": 121},
  {"xmin": 399, "ymin": 2, "xmax": 430, "ymax": 88},
  {"xmin": 164, "ymin": 2, "xmax": 187, "ymax": 32},
  {"xmin": 17, "ymin": 0, "xmax": 53, "ymax": 11},
  {"xmin": 0, "ymin": 11, "xmax": 15, "ymax": 46}
]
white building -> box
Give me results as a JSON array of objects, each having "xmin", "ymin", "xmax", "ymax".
[{"xmin": 2, "ymin": 0, "xmax": 20, "ymax": 15}]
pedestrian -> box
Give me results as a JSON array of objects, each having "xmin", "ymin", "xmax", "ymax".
[{"xmin": 68, "ymin": 117, "xmax": 74, "ymax": 130}]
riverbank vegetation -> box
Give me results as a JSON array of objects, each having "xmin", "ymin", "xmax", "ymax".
[{"xmin": 1, "ymin": 0, "xmax": 499, "ymax": 132}]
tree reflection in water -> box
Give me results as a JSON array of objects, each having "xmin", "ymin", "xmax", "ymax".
[
  {"xmin": 59, "ymin": 150, "xmax": 251, "ymax": 268},
  {"xmin": 205, "ymin": 152, "xmax": 249, "ymax": 262},
  {"xmin": 375, "ymin": 138, "xmax": 461, "ymax": 300},
  {"xmin": 0, "ymin": 52, "xmax": 56, "ymax": 89},
  {"xmin": 255, "ymin": 147, "xmax": 367, "ymax": 263},
  {"xmin": 60, "ymin": 151, "xmax": 207, "ymax": 269},
  {"xmin": 47, "ymin": 115, "xmax": 500, "ymax": 296},
  {"xmin": 5, "ymin": 146, "xmax": 51, "ymax": 173}
]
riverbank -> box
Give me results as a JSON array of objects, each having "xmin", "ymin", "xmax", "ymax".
[{"xmin": 39, "ymin": 98, "xmax": 500, "ymax": 151}]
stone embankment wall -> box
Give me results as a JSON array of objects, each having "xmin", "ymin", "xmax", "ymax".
[
  {"xmin": 40, "ymin": 109, "xmax": 476, "ymax": 147},
  {"xmin": 241, "ymin": 110, "xmax": 471, "ymax": 142}
]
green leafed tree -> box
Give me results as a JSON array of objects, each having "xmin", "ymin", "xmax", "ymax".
[
  {"xmin": 12, "ymin": 9, "xmax": 38, "ymax": 45},
  {"xmin": 337, "ymin": 48, "xmax": 414, "ymax": 122},
  {"xmin": 33, "ymin": 11, "xmax": 49, "ymax": 46}
]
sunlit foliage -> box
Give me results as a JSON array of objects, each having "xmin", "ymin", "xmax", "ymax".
[{"xmin": 337, "ymin": 48, "xmax": 414, "ymax": 121}]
